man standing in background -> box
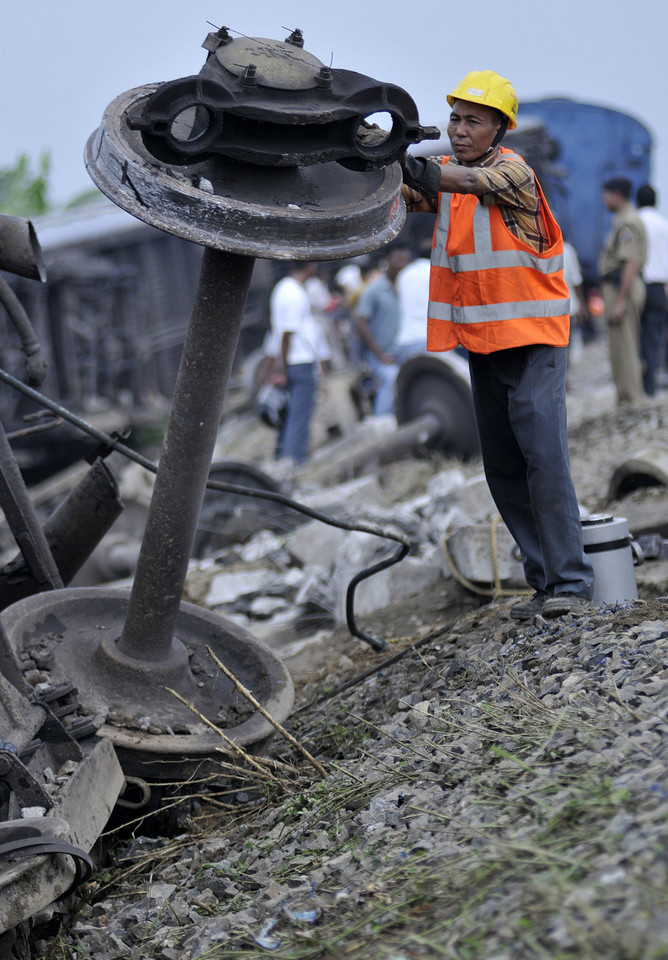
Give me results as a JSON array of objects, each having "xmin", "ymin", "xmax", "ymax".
[
  {"xmin": 562, "ymin": 238, "xmax": 588, "ymax": 373},
  {"xmin": 636, "ymin": 184, "xmax": 668, "ymax": 396},
  {"xmin": 599, "ymin": 177, "xmax": 647, "ymax": 406},
  {"xmin": 268, "ymin": 262, "xmax": 330, "ymax": 465},
  {"xmin": 395, "ymin": 238, "xmax": 431, "ymax": 364},
  {"xmin": 354, "ymin": 244, "xmax": 411, "ymax": 415}
]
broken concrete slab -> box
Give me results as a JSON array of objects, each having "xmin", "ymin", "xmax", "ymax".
[
  {"xmin": 249, "ymin": 595, "xmax": 289, "ymax": 619},
  {"xmin": 295, "ymin": 474, "xmax": 386, "ymax": 518},
  {"xmin": 423, "ymin": 474, "xmax": 498, "ymax": 525},
  {"xmin": 443, "ymin": 521, "xmax": 526, "ymax": 588},
  {"xmin": 425, "ymin": 467, "xmax": 467, "ymax": 500},
  {"xmin": 286, "ymin": 521, "xmax": 349, "ymax": 568},
  {"xmin": 291, "ymin": 416, "xmax": 398, "ymax": 486},
  {"xmin": 294, "ymin": 566, "xmax": 334, "ymax": 610},
  {"xmin": 634, "ymin": 557, "xmax": 668, "ymax": 599},
  {"xmin": 606, "ymin": 486, "xmax": 668, "ymax": 538},
  {"xmin": 205, "ymin": 568, "xmax": 285, "ymax": 607},
  {"xmin": 249, "ymin": 609, "xmax": 305, "ymax": 649}
]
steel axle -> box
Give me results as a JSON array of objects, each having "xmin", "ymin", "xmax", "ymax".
[
  {"xmin": 0, "ymin": 248, "xmax": 293, "ymax": 776},
  {"xmin": 117, "ymin": 247, "xmax": 254, "ymax": 662}
]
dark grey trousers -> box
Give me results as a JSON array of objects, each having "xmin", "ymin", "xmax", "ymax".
[
  {"xmin": 640, "ymin": 282, "xmax": 668, "ymax": 396},
  {"xmin": 468, "ymin": 344, "xmax": 594, "ymax": 598}
]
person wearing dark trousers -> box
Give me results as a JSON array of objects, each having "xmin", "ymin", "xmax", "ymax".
[
  {"xmin": 636, "ymin": 184, "xmax": 668, "ymax": 395},
  {"xmin": 399, "ymin": 69, "xmax": 594, "ymax": 619},
  {"xmin": 599, "ymin": 178, "xmax": 647, "ymax": 405},
  {"xmin": 353, "ymin": 244, "xmax": 411, "ymax": 416},
  {"xmin": 268, "ymin": 262, "xmax": 331, "ymax": 465}
]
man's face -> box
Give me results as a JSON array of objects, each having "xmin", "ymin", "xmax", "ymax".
[
  {"xmin": 447, "ymin": 100, "xmax": 502, "ymax": 163},
  {"xmin": 386, "ymin": 248, "xmax": 411, "ymax": 278},
  {"xmin": 602, "ymin": 189, "xmax": 623, "ymax": 212}
]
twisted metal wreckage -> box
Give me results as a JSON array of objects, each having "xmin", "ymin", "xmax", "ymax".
[{"xmin": 0, "ymin": 25, "xmax": 479, "ymax": 949}]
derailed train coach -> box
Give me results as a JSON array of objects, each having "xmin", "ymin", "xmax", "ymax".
[{"xmin": 1, "ymin": 202, "xmax": 278, "ymax": 482}]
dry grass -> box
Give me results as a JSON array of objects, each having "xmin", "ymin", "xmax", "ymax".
[{"xmin": 42, "ymin": 618, "xmax": 668, "ymax": 960}]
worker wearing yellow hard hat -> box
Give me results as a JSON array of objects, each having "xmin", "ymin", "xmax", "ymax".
[
  {"xmin": 400, "ymin": 69, "xmax": 595, "ymax": 620},
  {"xmin": 401, "ymin": 69, "xmax": 518, "ymax": 195},
  {"xmin": 447, "ymin": 70, "xmax": 518, "ymax": 128}
]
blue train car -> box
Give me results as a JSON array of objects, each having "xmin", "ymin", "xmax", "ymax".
[{"xmin": 517, "ymin": 98, "xmax": 653, "ymax": 285}]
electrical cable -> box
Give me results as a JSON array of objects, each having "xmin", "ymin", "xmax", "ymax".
[{"xmin": 0, "ymin": 365, "xmax": 413, "ymax": 650}]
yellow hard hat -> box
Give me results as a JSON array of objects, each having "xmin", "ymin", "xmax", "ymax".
[{"xmin": 447, "ymin": 70, "xmax": 518, "ymax": 130}]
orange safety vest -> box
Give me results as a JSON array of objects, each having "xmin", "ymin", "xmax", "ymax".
[{"xmin": 427, "ymin": 147, "xmax": 570, "ymax": 354}]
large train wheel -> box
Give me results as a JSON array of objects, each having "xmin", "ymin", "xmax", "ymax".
[{"xmin": 394, "ymin": 354, "xmax": 480, "ymax": 460}]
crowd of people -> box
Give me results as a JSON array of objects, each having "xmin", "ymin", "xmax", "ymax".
[
  {"xmin": 260, "ymin": 177, "xmax": 668, "ymax": 471},
  {"xmin": 260, "ymin": 239, "xmax": 435, "ymax": 466}
]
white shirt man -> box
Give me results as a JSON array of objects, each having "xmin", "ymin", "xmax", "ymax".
[
  {"xmin": 267, "ymin": 264, "xmax": 330, "ymax": 464},
  {"xmin": 636, "ymin": 184, "xmax": 668, "ymax": 394},
  {"xmin": 395, "ymin": 255, "xmax": 430, "ymax": 363}
]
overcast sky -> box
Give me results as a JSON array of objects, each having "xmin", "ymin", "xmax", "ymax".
[{"xmin": 1, "ymin": 1, "xmax": 666, "ymax": 214}]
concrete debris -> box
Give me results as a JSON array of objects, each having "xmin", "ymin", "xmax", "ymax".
[
  {"xmin": 8, "ymin": 354, "xmax": 668, "ymax": 669},
  {"xmin": 427, "ymin": 471, "xmax": 496, "ymax": 521},
  {"xmin": 295, "ymin": 474, "xmax": 385, "ymax": 517},
  {"xmin": 334, "ymin": 542, "xmax": 443, "ymax": 621},
  {"xmin": 606, "ymin": 485, "xmax": 668, "ymax": 539},
  {"xmin": 204, "ymin": 568, "xmax": 281, "ymax": 607},
  {"xmin": 286, "ymin": 519, "xmax": 349, "ymax": 568},
  {"xmin": 445, "ymin": 522, "xmax": 526, "ymax": 587}
]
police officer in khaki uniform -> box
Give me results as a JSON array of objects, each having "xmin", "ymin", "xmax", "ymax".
[{"xmin": 599, "ymin": 177, "xmax": 648, "ymax": 405}]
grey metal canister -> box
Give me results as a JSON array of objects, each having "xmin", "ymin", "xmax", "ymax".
[{"xmin": 582, "ymin": 515, "xmax": 641, "ymax": 606}]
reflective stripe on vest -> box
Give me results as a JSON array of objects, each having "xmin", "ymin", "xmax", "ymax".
[
  {"xmin": 432, "ymin": 187, "xmax": 565, "ymax": 274},
  {"xmin": 427, "ymin": 149, "xmax": 570, "ymax": 351},
  {"xmin": 428, "ymin": 297, "xmax": 571, "ymax": 324}
]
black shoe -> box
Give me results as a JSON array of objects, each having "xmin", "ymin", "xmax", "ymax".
[
  {"xmin": 542, "ymin": 593, "xmax": 595, "ymax": 618},
  {"xmin": 509, "ymin": 591, "xmax": 547, "ymax": 621}
]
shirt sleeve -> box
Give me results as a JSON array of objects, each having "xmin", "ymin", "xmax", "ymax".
[
  {"xmin": 401, "ymin": 155, "xmax": 443, "ymax": 214},
  {"xmin": 355, "ymin": 283, "xmax": 377, "ymax": 319},
  {"xmin": 563, "ymin": 243, "xmax": 583, "ymax": 287},
  {"xmin": 271, "ymin": 282, "xmax": 301, "ymax": 335},
  {"xmin": 616, "ymin": 223, "xmax": 645, "ymax": 263},
  {"xmin": 401, "ymin": 183, "xmax": 439, "ymax": 214},
  {"xmin": 475, "ymin": 158, "xmax": 541, "ymax": 214}
]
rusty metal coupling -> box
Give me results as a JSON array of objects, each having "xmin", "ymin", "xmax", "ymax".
[{"xmin": 127, "ymin": 26, "xmax": 440, "ymax": 170}]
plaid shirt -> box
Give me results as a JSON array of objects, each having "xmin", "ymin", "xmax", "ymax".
[{"xmin": 403, "ymin": 147, "xmax": 550, "ymax": 254}]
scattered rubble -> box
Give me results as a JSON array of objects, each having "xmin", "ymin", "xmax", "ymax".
[{"xmin": 17, "ymin": 335, "xmax": 668, "ymax": 960}]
